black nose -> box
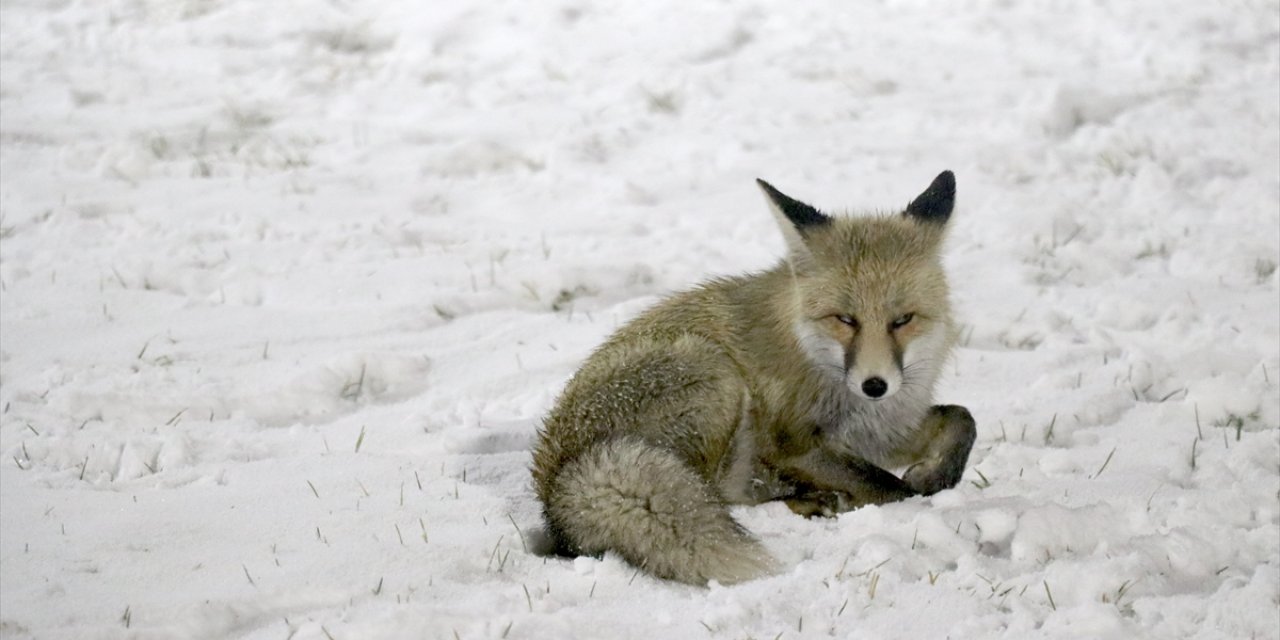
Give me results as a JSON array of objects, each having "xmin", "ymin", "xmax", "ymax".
[{"xmin": 862, "ymin": 377, "xmax": 888, "ymax": 398}]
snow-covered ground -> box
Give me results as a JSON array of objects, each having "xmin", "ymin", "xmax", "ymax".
[{"xmin": 1, "ymin": 0, "xmax": 1278, "ymax": 638}]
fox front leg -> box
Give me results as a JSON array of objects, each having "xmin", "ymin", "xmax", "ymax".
[
  {"xmin": 901, "ymin": 405, "xmax": 977, "ymax": 496},
  {"xmin": 777, "ymin": 448, "xmax": 917, "ymax": 517},
  {"xmin": 784, "ymin": 489, "xmax": 852, "ymax": 519}
]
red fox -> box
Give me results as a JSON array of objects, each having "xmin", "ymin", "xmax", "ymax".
[{"xmin": 532, "ymin": 172, "xmax": 976, "ymax": 585}]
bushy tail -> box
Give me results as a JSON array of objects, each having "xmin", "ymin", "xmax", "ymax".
[{"xmin": 543, "ymin": 437, "xmax": 777, "ymax": 585}]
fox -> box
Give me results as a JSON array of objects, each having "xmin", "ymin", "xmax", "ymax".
[{"xmin": 531, "ymin": 171, "xmax": 976, "ymax": 585}]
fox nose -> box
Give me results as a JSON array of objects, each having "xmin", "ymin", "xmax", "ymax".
[{"xmin": 862, "ymin": 377, "xmax": 888, "ymax": 398}]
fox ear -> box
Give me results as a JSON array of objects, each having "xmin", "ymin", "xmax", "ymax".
[
  {"xmin": 757, "ymin": 179, "xmax": 829, "ymax": 267},
  {"xmin": 905, "ymin": 170, "xmax": 955, "ymax": 225}
]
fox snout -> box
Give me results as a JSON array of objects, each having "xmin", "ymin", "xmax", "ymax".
[
  {"xmin": 850, "ymin": 368, "xmax": 901, "ymax": 401},
  {"xmin": 846, "ymin": 330, "xmax": 904, "ymax": 401},
  {"xmin": 860, "ymin": 377, "xmax": 889, "ymax": 399}
]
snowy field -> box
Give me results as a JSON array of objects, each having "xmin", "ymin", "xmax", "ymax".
[{"xmin": 1, "ymin": 0, "xmax": 1278, "ymax": 638}]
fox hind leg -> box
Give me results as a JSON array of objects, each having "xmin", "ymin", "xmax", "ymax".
[{"xmin": 901, "ymin": 404, "xmax": 977, "ymax": 496}]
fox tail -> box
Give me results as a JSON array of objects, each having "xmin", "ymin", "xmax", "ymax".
[{"xmin": 541, "ymin": 437, "xmax": 777, "ymax": 585}]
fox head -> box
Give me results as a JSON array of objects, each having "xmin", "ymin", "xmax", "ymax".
[{"xmin": 757, "ymin": 172, "xmax": 956, "ymax": 402}]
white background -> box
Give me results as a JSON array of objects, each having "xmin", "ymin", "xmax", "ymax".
[{"xmin": 1, "ymin": 1, "xmax": 1277, "ymax": 638}]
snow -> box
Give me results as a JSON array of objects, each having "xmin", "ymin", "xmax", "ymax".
[{"xmin": 1, "ymin": 0, "xmax": 1277, "ymax": 638}]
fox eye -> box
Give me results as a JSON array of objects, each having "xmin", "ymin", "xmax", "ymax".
[
  {"xmin": 891, "ymin": 313, "xmax": 915, "ymax": 329},
  {"xmin": 835, "ymin": 314, "xmax": 859, "ymax": 328}
]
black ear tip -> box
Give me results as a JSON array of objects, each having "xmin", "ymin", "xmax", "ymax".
[
  {"xmin": 757, "ymin": 178, "xmax": 829, "ymax": 229},
  {"xmin": 755, "ymin": 177, "xmax": 788, "ymax": 204},
  {"xmin": 906, "ymin": 170, "xmax": 957, "ymax": 223},
  {"xmin": 927, "ymin": 171, "xmax": 955, "ymax": 198}
]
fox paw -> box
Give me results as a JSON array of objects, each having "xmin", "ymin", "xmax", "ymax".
[
  {"xmin": 903, "ymin": 405, "xmax": 976, "ymax": 495},
  {"xmin": 785, "ymin": 491, "xmax": 851, "ymax": 518},
  {"xmin": 902, "ymin": 459, "xmax": 962, "ymax": 495}
]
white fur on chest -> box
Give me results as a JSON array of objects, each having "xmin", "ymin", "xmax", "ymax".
[{"xmin": 821, "ymin": 386, "xmax": 933, "ymax": 468}]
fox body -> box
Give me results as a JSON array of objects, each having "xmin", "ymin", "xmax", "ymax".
[{"xmin": 531, "ymin": 172, "xmax": 976, "ymax": 585}]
